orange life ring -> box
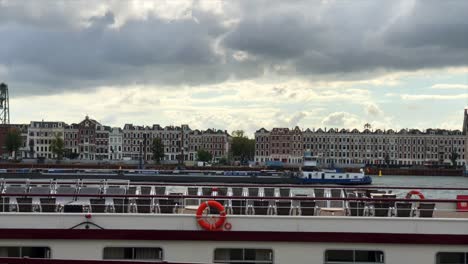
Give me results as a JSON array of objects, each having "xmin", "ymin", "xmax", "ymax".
[
  {"xmin": 405, "ymin": 190, "xmax": 425, "ymax": 200},
  {"xmin": 196, "ymin": 200, "xmax": 227, "ymax": 231}
]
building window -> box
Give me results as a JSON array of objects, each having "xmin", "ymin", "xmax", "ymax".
[
  {"xmin": 325, "ymin": 250, "xmax": 384, "ymax": 263},
  {"xmin": 0, "ymin": 247, "xmax": 51, "ymax": 258},
  {"xmin": 436, "ymin": 252, "xmax": 467, "ymax": 264},
  {"xmin": 103, "ymin": 247, "xmax": 162, "ymax": 261},
  {"xmin": 214, "ymin": 248, "xmax": 273, "ymax": 263}
]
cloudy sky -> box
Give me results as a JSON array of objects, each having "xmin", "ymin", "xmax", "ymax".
[{"xmin": 1, "ymin": 0, "xmax": 467, "ymax": 136}]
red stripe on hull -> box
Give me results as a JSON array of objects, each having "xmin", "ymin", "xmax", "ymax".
[{"xmin": 0, "ymin": 229, "xmax": 466, "ymax": 245}]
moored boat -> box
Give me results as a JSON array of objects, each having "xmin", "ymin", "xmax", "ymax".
[
  {"xmin": 298, "ymin": 152, "xmax": 372, "ymax": 185},
  {"xmin": 0, "ymin": 165, "xmax": 372, "ymax": 185}
]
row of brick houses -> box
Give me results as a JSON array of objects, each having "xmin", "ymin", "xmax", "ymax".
[
  {"xmin": 2, "ymin": 109, "xmax": 468, "ymax": 167},
  {"xmin": 8, "ymin": 116, "xmax": 231, "ymax": 163},
  {"xmin": 255, "ymin": 110, "xmax": 468, "ymax": 167}
]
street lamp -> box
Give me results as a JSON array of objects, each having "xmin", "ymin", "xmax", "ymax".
[
  {"xmin": 139, "ymin": 140, "xmax": 143, "ymax": 170},
  {"xmin": 139, "ymin": 134, "xmax": 147, "ymax": 170}
]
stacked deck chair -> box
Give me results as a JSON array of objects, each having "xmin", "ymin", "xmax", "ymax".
[
  {"xmin": 30, "ymin": 184, "xmax": 55, "ymax": 212},
  {"xmin": 276, "ymin": 188, "xmax": 292, "ymax": 215},
  {"xmin": 78, "ymin": 185, "xmax": 104, "ymax": 213},
  {"xmin": 253, "ymin": 200, "xmax": 270, "ymax": 215},
  {"xmin": 299, "ymin": 198, "xmax": 317, "ymax": 216},
  {"xmin": 279, "ymin": 188, "xmax": 291, "ymax": 197},
  {"xmin": 247, "ymin": 188, "xmax": 261, "ymax": 215},
  {"xmin": 159, "ymin": 198, "xmax": 177, "ymax": 214},
  {"xmin": 373, "ymin": 201, "xmax": 391, "ymax": 217},
  {"xmin": 202, "ymin": 187, "xmax": 213, "ymax": 196},
  {"xmin": 383, "ymin": 193, "xmax": 397, "ymax": 211},
  {"xmin": 252, "ymin": 187, "xmax": 271, "ymax": 216},
  {"xmin": 230, "ymin": 187, "xmax": 246, "ymax": 215},
  {"xmin": 153, "ymin": 186, "xmax": 167, "ymax": 214},
  {"xmin": 106, "ymin": 186, "xmax": 128, "ymax": 213},
  {"xmin": 418, "ymin": 203, "xmax": 436, "ymax": 218},
  {"xmin": 135, "ymin": 186, "xmax": 154, "ymax": 213},
  {"xmin": 313, "ymin": 188, "xmax": 327, "ymax": 208},
  {"xmin": 185, "ymin": 187, "xmax": 200, "ymax": 207},
  {"xmin": 125, "ymin": 186, "xmax": 138, "ymax": 213},
  {"xmin": 56, "ymin": 184, "xmax": 78, "ymax": 212},
  {"xmin": 217, "ymin": 187, "xmax": 228, "ymax": 197},
  {"xmin": 395, "ymin": 202, "xmax": 413, "ymax": 217},
  {"xmin": 347, "ymin": 191, "xmax": 365, "ymax": 216},
  {"xmin": 263, "ymin": 188, "xmax": 276, "ymax": 214},
  {"xmin": 348, "ymin": 201, "xmax": 366, "ymax": 216},
  {"xmin": 5, "ymin": 185, "xmax": 30, "ymax": 212},
  {"xmin": 276, "ymin": 200, "xmax": 293, "ymax": 216},
  {"xmin": 210, "ymin": 188, "xmax": 227, "ymax": 215},
  {"xmin": 0, "ymin": 196, "xmax": 9, "ymax": 212},
  {"xmin": 330, "ymin": 189, "xmax": 345, "ymax": 208}
]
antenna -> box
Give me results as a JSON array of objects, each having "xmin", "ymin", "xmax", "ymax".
[{"xmin": 0, "ymin": 83, "xmax": 10, "ymax": 124}]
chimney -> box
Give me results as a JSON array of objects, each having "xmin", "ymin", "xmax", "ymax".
[{"xmin": 463, "ymin": 108, "xmax": 468, "ymax": 135}]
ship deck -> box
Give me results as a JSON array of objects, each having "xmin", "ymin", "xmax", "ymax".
[
  {"xmin": 0, "ymin": 179, "xmax": 468, "ymax": 263},
  {"xmin": 0, "ymin": 178, "xmax": 467, "ymax": 220}
]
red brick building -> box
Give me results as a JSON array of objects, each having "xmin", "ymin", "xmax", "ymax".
[{"xmin": 77, "ymin": 116, "xmax": 100, "ymax": 160}]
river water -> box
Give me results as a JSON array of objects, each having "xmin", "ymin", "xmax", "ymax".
[
  {"xmin": 166, "ymin": 175, "xmax": 468, "ymax": 199},
  {"xmin": 368, "ymin": 175, "xmax": 468, "ymax": 199}
]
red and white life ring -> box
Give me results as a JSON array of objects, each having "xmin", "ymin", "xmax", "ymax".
[
  {"xmin": 196, "ymin": 200, "xmax": 227, "ymax": 231},
  {"xmin": 405, "ymin": 190, "xmax": 425, "ymax": 200}
]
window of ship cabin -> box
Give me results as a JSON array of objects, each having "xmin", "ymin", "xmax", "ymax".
[
  {"xmin": 324, "ymin": 250, "xmax": 384, "ymax": 263},
  {"xmin": 103, "ymin": 247, "xmax": 163, "ymax": 261},
  {"xmin": 0, "ymin": 247, "xmax": 51, "ymax": 258},
  {"xmin": 436, "ymin": 252, "xmax": 467, "ymax": 264},
  {"xmin": 214, "ymin": 248, "xmax": 273, "ymax": 263}
]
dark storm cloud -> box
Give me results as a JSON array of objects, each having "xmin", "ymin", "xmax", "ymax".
[
  {"xmin": 224, "ymin": 0, "xmax": 468, "ymax": 75},
  {"xmin": 0, "ymin": 0, "xmax": 467, "ymax": 96},
  {"xmin": 0, "ymin": 5, "xmax": 233, "ymax": 95},
  {"xmin": 385, "ymin": 1, "xmax": 468, "ymax": 50}
]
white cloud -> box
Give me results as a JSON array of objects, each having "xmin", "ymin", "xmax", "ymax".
[
  {"xmin": 400, "ymin": 94, "xmax": 468, "ymax": 100},
  {"xmin": 364, "ymin": 103, "xmax": 383, "ymax": 116},
  {"xmin": 431, "ymin": 84, "xmax": 468, "ymax": 90},
  {"xmin": 321, "ymin": 110, "xmax": 395, "ymax": 131},
  {"xmin": 321, "ymin": 112, "xmax": 362, "ymax": 128},
  {"xmin": 288, "ymin": 112, "xmax": 307, "ymax": 127}
]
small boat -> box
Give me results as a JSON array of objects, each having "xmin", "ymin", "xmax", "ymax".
[{"xmin": 298, "ymin": 152, "xmax": 372, "ymax": 185}]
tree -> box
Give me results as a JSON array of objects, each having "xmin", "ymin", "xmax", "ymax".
[
  {"xmin": 5, "ymin": 128, "xmax": 22, "ymax": 160},
  {"xmin": 450, "ymin": 152, "xmax": 459, "ymax": 167},
  {"xmin": 50, "ymin": 133, "xmax": 65, "ymax": 161},
  {"xmin": 151, "ymin": 138, "xmax": 165, "ymax": 164},
  {"xmin": 232, "ymin": 130, "xmax": 245, "ymax": 138},
  {"xmin": 231, "ymin": 130, "xmax": 255, "ymax": 163},
  {"xmin": 64, "ymin": 149, "xmax": 79, "ymax": 160},
  {"xmin": 217, "ymin": 157, "xmax": 228, "ymax": 165},
  {"xmin": 197, "ymin": 149, "xmax": 212, "ymax": 162},
  {"xmin": 28, "ymin": 139, "xmax": 35, "ymax": 158}
]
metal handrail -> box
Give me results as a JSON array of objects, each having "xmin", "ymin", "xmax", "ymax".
[
  {"xmin": 2, "ymin": 179, "xmax": 468, "ymax": 191},
  {"xmin": 1, "ymin": 193, "xmax": 467, "ymax": 203}
]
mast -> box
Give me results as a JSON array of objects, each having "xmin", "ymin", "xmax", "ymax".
[{"xmin": 0, "ymin": 83, "xmax": 10, "ymax": 124}]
